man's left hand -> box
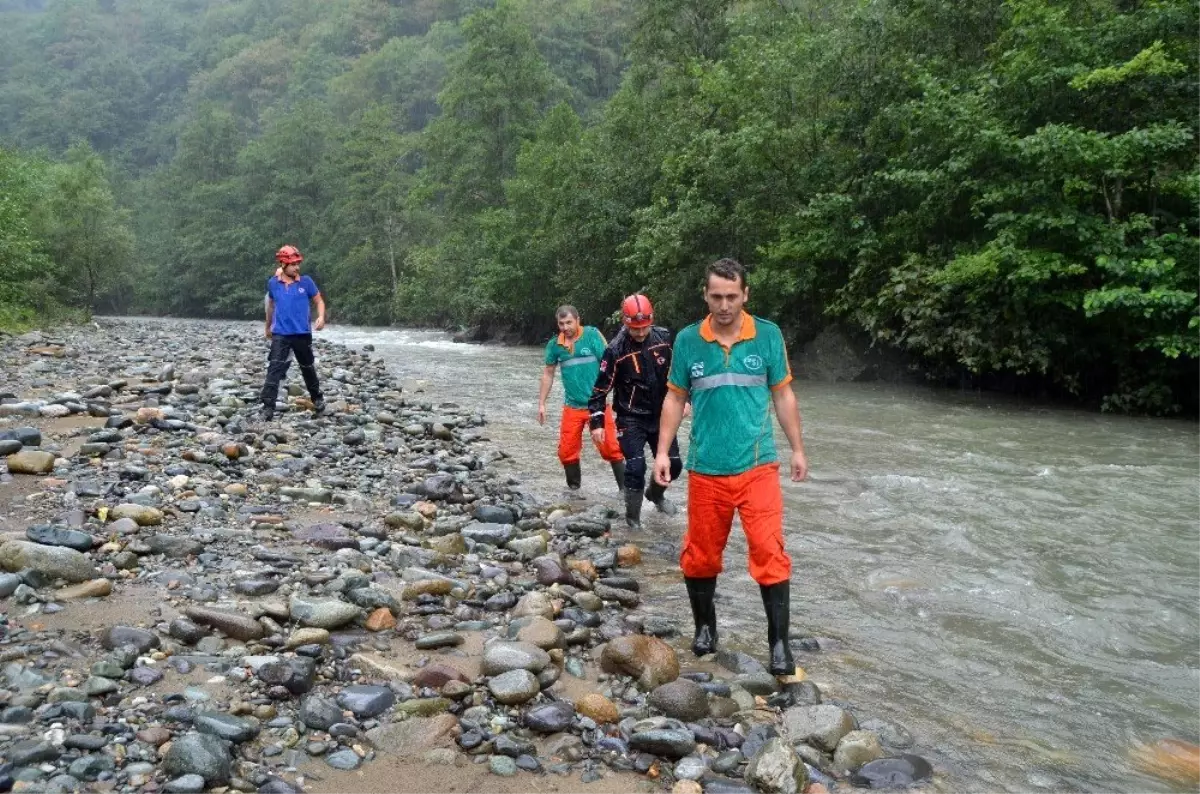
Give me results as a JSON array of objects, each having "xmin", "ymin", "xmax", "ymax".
[
  {"xmin": 790, "ymin": 449, "xmax": 809, "ymax": 482},
  {"xmin": 314, "ymin": 317, "xmax": 326, "ymax": 331},
  {"xmin": 590, "ymin": 428, "xmax": 604, "ymax": 447}
]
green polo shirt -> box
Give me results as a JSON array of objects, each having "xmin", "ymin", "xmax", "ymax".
[
  {"xmin": 544, "ymin": 326, "xmax": 608, "ymax": 409},
  {"xmin": 667, "ymin": 313, "xmax": 793, "ymax": 475}
]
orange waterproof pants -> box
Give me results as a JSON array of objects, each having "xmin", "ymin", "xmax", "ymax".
[
  {"xmin": 680, "ymin": 462, "xmax": 790, "ymax": 585},
  {"xmin": 558, "ymin": 405, "xmax": 623, "ymax": 464}
]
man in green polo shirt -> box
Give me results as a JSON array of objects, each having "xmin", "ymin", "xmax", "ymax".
[
  {"xmin": 653, "ymin": 258, "xmax": 809, "ymax": 676},
  {"xmin": 538, "ymin": 304, "xmax": 625, "ymax": 492}
]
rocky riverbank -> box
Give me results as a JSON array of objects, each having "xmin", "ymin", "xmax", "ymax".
[{"xmin": 0, "ymin": 318, "xmax": 932, "ymax": 794}]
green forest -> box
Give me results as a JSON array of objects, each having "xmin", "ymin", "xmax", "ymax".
[{"xmin": 0, "ymin": 0, "xmax": 1196, "ymax": 413}]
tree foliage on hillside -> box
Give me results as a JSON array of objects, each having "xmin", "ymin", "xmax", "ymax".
[
  {"xmin": 0, "ymin": 142, "xmax": 132, "ymax": 328},
  {"xmin": 0, "ymin": 0, "xmax": 1194, "ymax": 412}
]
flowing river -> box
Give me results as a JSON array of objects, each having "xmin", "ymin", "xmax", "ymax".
[{"xmin": 324, "ymin": 325, "xmax": 1199, "ymax": 793}]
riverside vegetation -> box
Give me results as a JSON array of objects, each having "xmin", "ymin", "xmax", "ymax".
[
  {"xmin": 0, "ymin": 0, "xmax": 1196, "ymax": 414},
  {"xmin": 0, "ymin": 318, "xmax": 943, "ymax": 794}
]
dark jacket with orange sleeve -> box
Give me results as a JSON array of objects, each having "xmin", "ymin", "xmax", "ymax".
[{"xmin": 588, "ymin": 325, "xmax": 674, "ymax": 430}]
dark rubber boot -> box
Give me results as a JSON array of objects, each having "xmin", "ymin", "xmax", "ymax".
[
  {"xmin": 624, "ymin": 488, "xmax": 643, "ymax": 529},
  {"xmin": 610, "ymin": 461, "xmax": 626, "ymax": 493},
  {"xmin": 644, "ymin": 481, "xmax": 678, "ymax": 515},
  {"xmin": 564, "ymin": 462, "xmax": 582, "ymax": 490},
  {"xmin": 760, "ymin": 580, "xmax": 795, "ymax": 676},
  {"xmin": 685, "ymin": 577, "xmax": 718, "ymax": 656}
]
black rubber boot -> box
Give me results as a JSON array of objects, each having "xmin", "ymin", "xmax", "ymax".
[
  {"xmin": 610, "ymin": 461, "xmax": 626, "ymax": 493},
  {"xmin": 644, "ymin": 482, "xmax": 678, "ymax": 515},
  {"xmin": 564, "ymin": 462, "xmax": 582, "ymax": 490},
  {"xmin": 685, "ymin": 577, "xmax": 718, "ymax": 656},
  {"xmin": 760, "ymin": 580, "xmax": 795, "ymax": 676},
  {"xmin": 624, "ymin": 488, "xmax": 643, "ymax": 529}
]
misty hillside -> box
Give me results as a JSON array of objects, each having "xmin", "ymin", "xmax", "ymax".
[{"xmin": 0, "ymin": 0, "xmax": 1196, "ymax": 413}]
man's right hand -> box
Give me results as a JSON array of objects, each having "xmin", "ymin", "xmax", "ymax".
[
  {"xmin": 537, "ymin": 403, "xmax": 546, "ymax": 425},
  {"xmin": 653, "ymin": 452, "xmax": 672, "ymax": 486},
  {"xmin": 264, "ymin": 325, "xmax": 272, "ymax": 339},
  {"xmin": 590, "ymin": 428, "xmax": 604, "ymax": 447}
]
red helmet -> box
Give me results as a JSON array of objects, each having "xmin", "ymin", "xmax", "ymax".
[
  {"xmin": 275, "ymin": 245, "xmax": 303, "ymax": 265},
  {"xmin": 621, "ymin": 294, "xmax": 654, "ymax": 328}
]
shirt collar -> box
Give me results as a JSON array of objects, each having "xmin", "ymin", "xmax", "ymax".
[
  {"xmin": 699, "ymin": 312, "xmax": 756, "ymax": 347},
  {"xmin": 557, "ymin": 327, "xmax": 583, "ymax": 352}
]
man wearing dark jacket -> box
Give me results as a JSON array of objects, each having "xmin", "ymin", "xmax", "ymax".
[{"xmin": 589, "ymin": 294, "xmax": 683, "ymax": 528}]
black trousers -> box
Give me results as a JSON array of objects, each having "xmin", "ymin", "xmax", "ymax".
[
  {"xmin": 617, "ymin": 415, "xmax": 682, "ymax": 491},
  {"xmin": 261, "ymin": 334, "xmax": 323, "ymax": 407}
]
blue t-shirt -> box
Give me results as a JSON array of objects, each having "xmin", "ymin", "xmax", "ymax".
[{"xmin": 266, "ymin": 275, "xmax": 319, "ymax": 335}]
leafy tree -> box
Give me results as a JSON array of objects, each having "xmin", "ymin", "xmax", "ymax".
[
  {"xmin": 327, "ymin": 22, "xmax": 459, "ymax": 131},
  {"xmin": 41, "ymin": 141, "xmax": 134, "ymax": 312},
  {"xmin": 317, "ymin": 103, "xmax": 415, "ymax": 323},
  {"xmin": 833, "ymin": 0, "xmax": 1197, "ymax": 412},
  {"xmin": 0, "ymin": 147, "xmax": 55, "ymax": 327},
  {"xmin": 419, "ymin": 1, "xmax": 560, "ymax": 216},
  {"xmin": 149, "ymin": 103, "xmax": 250, "ymax": 317},
  {"xmin": 399, "ymin": 0, "xmax": 561, "ymax": 330}
]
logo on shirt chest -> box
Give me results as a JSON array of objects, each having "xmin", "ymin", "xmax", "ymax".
[
  {"xmin": 690, "ymin": 361, "xmax": 705, "ymax": 379},
  {"xmin": 743, "ymin": 354, "xmax": 763, "ymax": 371}
]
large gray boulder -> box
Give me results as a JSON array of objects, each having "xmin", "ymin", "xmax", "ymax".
[
  {"xmin": 783, "ymin": 704, "xmax": 856, "ymax": 752},
  {"xmin": 162, "ymin": 732, "xmax": 232, "ymax": 785},
  {"xmin": 0, "ymin": 540, "xmax": 97, "ymax": 583}
]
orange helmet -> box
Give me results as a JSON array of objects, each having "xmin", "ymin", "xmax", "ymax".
[
  {"xmin": 275, "ymin": 245, "xmax": 303, "ymax": 265},
  {"xmin": 621, "ymin": 294, "xmax": 654, "ymax": 328}
]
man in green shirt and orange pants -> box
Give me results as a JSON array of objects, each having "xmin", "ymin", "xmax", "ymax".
[
  {"xmin": 653, "ymin": 258, "xmax": 809, "ymax": 676},
  {"xmin": 539, "ymin": 305, "xmax": 625, "ymax": 492}
]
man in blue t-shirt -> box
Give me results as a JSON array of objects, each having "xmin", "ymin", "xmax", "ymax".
[{"xmin": 259, "ymin": 244, "xmax": 327, "ymax": 420}]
